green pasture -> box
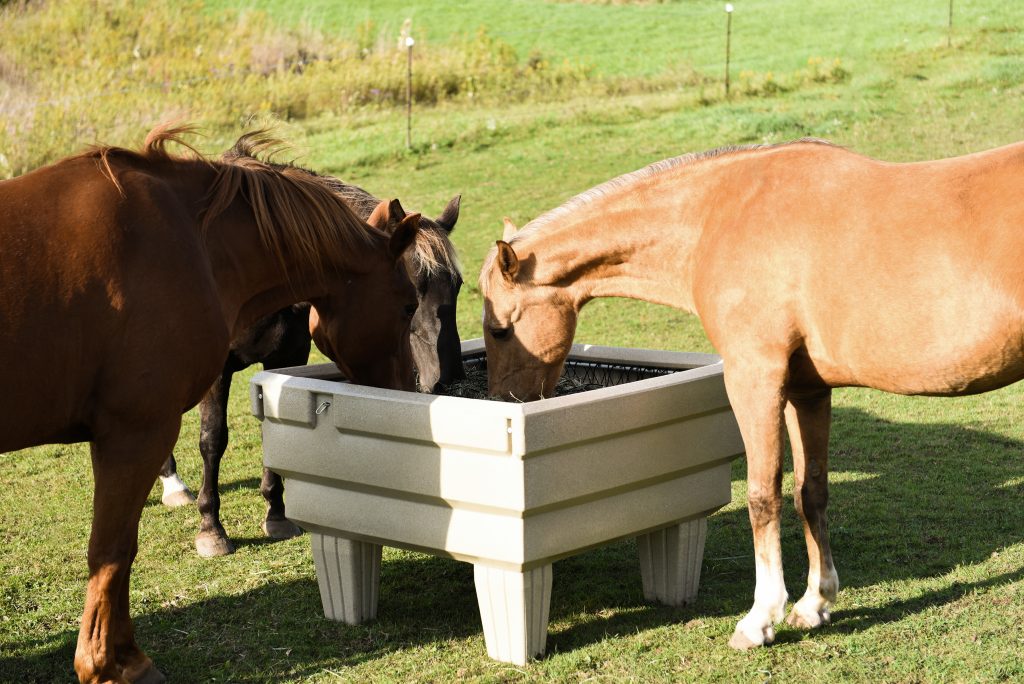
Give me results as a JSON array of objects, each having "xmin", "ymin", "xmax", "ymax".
[{"xmin": 2, "ymin": 0, "xmax": 1024, "ymax": 681}]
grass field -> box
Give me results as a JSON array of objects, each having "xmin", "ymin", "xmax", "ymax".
[{"xmin": 2, "ymin": 0, "xmax": 1024, "ymax": 682}]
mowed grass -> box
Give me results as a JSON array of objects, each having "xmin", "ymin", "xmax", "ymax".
[{"xmin": 3, "ymin": 0, "xmax": 1024, "ymax": 682}]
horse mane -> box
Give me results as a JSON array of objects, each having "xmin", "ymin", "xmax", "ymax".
[
  {"xmin": 479, "ymin": 138, "xmax": 835, "ymax": 293},
  {"xmin": 78, "ymin": 124, "xmax": 382, "ymax": 281},
  {"xmin": 73, "ymin": 123, "xmax": 207, "ymax": 197},
  {"xmin": 205, "ymin": 129, "xmax": 381, "ymax": 281},
  {"xmin": 321, "ymin": 179, "xmax": 462, "ymax": 281},
  {"xmin": 223, "ymin": 139, "xmax": 460, "ymax": 282},
  {"xmin": 514, "ymin": 138, "xmax": 836, "ymax": 241}
]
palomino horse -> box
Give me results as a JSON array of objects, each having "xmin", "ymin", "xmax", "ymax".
[
  {"xmin": 157, "ymin": 139, "xmax": 464, "ymax": 557},
  {"xmin": 0, "ymin": 125, "xmax": 420, "ymax": 683},
  {"xmin": 479, "ymin": 140, "xmax": 1024, "ymax": 650}
]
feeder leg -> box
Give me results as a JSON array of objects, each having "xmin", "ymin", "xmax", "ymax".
[
  {"xmin": 473, "ymin": 563, "xmax": 553, "ymax": 665},
  {"xmin": 638, "ymin": 517, "xmax": 708, "ymax": 606},
  {"xmin": 310, "ymin": 532, "xmax": 381, "ymax": 624}
]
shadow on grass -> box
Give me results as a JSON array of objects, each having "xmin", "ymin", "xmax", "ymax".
[{"xmin": 4, "ymin": 406, "xmax": 1024, "ymax": 680}]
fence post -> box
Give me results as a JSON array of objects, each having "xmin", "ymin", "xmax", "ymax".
[
  {"xmin": 405, "ymin": 36, "xmax": 415, "ymax": 150},
  {"xmin": 724, "ymin": 3, "xmax": 734, "ymax": 99},
  {"xmin": 947, "ymin": 0, "xmax": 953, "ymax": 47}
]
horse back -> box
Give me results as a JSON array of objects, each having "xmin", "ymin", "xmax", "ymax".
[
  {"xmin": 694, "ymin": 141, "xmax": 1024, "ymax": 395},
  {"xmin": 0, "ymin": 157, "xmax": 228, "ymax": 451}
]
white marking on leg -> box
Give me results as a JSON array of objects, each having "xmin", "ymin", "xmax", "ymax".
[
  {"xmin": 159, "ymin": 474, "xmax": 195, "ymax": 507},
  {"xmin": 160, "ymin": 474, "xmax": 188, "ymax": 496},
  {"xmin": 733, "ymin": 556, "xmax": 788, "ymax": 647}
]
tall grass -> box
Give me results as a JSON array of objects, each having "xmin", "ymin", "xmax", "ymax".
[
  {"xmin": 0, "ymin": 0, "xmax": 863, "ymax": 178},
  {"xmin": 0, "ymin": 0, "xmax": 594, "ymax": 176}
]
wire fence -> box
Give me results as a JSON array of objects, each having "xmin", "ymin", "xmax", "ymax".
[
  {"xmin": 6, "ymin": 0, "xmax": 969, "ymax": 112},
  {"xmin": 0, "ymin": 0, "xmax": 1000, "ymax": 171}
]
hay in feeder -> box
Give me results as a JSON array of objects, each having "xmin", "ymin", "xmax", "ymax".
[{"xmin": 438, "ymin": 367, "xmax": 604, "ymax": 401}]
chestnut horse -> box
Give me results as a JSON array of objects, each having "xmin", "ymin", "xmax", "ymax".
[
  {"xmin": 157, "ymin": 138, "xmax": 464, "ymax": 557},
  {"xmin": 0, "ymin": 125, "xmax": 420, "ymax": 683},
  {"xmin": 479, "ymin": 140, "xmax": 1024, "ymax": 651}
]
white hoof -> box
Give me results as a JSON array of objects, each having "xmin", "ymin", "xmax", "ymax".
[
  {"xmin": 786, "ymin": 598, "xmax": 831, "ymax": 629},
  {"xmin": 159, "ymin": 474, "xmax": 195, "ymax": 508},
  {"xmin": 729, "ymin": 614, "xmax": 777, "ymax": 650},
  {"xmin": 161, "ymin": 489, "xmax": 196, "ymax": 507}
]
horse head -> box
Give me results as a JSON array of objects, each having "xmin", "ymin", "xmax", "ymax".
[
  {"xmin": 366, "ymin": 196, "xmax": 465, "ymax": 393},
  {"xmin": 309, "ymin": 206, "xmax": 421, "ymax": 391},
  {"xmin": 479, "ymin": 221, "xmax": 577, "ymax": 401}
]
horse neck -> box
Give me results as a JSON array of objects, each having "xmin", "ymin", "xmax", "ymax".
[
  {"xmin": 201, "ymin": 200, "xmax": 374, "ymax": 336},
  {"xmin": 519, "ymin": 168, "xmax": 711, "ymax": 313}
]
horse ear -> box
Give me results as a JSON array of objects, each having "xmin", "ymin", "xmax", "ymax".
[
  {"xmin": 389, "ymin": 198, "xmax": 407, "ymax": 221},
  {"xmin": 436, "ymin": 194, "xmax": 461, "ymax": 234},
  {"xmin": 388, "ymin": 213, "xmax": 420, "ymax": 260},
  {"xmin": 502, "ymin": 217, "xmax": 518, "ymax": 242},
  {"xmin": 367, "ymin": 200, "xmax": 390, "ymax": 229},
  {"xmin": 496, "ymin": 240, "xmax": 519, "ymax": 282}
]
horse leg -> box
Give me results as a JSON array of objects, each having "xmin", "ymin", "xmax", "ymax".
[
  {"xmin": 784, "ymin": 389, "xmax": 839, "ymax": 629},
  {"xmin": 75, "ymin": 419, "xmax": 179, "ymax": 684},
  {"xmin": 725, "ymin": 361, "xmax": 790, "ymax": 650},
  {"xmin": 157, "ymin": 454, "xmax": 196, "ymax": 508},
  {"xmin": 194, "ymin": 371, "xmax": 235, "ymax": 557},
  {"xmin": 260, "ymin": 467, "xmax": 301, "ymax": 539},
  {"xmin": 260, "ymin": 346, "xmax": 310, "ymax": 541}
]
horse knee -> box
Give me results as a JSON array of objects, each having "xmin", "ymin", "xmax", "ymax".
[
  {"xmin": 747, "ymin": 490, "xmax": 782, "ymax": 528},
  {"xmin": 199, "ymin": 423, "xmax": 228, "ymax": 460}
]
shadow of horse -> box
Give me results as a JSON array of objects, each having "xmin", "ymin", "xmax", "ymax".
[{"xmin": 4, "ymin": 407, "xmax": 1023, "ymax": 680}]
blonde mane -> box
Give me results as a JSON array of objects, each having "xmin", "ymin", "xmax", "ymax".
[
  {"xmin": 479, "ymin": 138, "xmax": 834, "ymax": 293},
  {"xmin": 515, "ymin": 139, "xmax": 834, "ymax": 241}
]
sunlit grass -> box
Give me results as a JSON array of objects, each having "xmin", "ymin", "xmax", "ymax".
[{"xmin": 2, "ymin": 0, "xmax": 1024, "ymax": 682}]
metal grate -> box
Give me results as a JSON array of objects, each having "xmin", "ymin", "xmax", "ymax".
[{"xmin": 462, "ymin": 351, "xmax": 681, "ymax": 391}]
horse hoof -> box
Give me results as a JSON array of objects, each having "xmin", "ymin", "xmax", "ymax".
[
  {"xmin": 728, "ymin": 630, "xmax": 760, "ymax": 650},
  {"xmin": 786, "ymin": 606, "xmax": 831, "ymax": 630},
  {"xmin": 262, "ymin": 518, "xmax": 302, "ymax": 540},
  {"xmin": 728, "ymin": 623, "xmax": 775, "ymax": 650},
  {"xmin": 195, "ymin": 531, "xmax": 235, "ymax": 557},
  {"xmin": 122, "ymin": 655, "xmax": 165, "ymax": 684},
  {"xmin": 161, "ymin": 489, "xmax": 196, "ymax": 508},
  {"xmin": 129, "ymin": 664, "xmax": 166, "ymax": 684}
]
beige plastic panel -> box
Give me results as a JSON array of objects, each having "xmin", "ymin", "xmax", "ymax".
[
  {"xmin": 253, "ymin": 341, "xmax": 739, "ymax": 567},
  {"xmin": 520, "ymin": 463, "xmax": 731, "ymax": 565},
  {"xmin": 261, "ymin": 424, "xmax": 527, "ymax": 510},
  {"xmin": 519, "ymin": 365, "xmax": 731, "ymax": 454},
  {"xmin": 520, "ymin": 408, "xmax": 742, "ymax": 509},
  {"xmin": 277, "ymin": 459, "xmax": 730, "ymax": 570},
  {"xmin": 283, "ymin": 478, "xmax": 529, "ymax": 566}
]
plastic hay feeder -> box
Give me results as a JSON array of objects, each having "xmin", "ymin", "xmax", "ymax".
[{"xmin": 251, "ymin": 339, "xmax": 743, "ymax": 664}]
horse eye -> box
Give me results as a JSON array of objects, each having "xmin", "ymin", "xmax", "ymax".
[{"xmin": 490, "ymin": 327, "xmax": 511, "ymax": 340}]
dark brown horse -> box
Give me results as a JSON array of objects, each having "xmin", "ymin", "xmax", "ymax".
[
  {"xmin": 0, "ymin": 125, "xmax": 420, "ymax": 683},
  {"xmin": 479, "ymin": 140, "xmax": 1024, "ymax": 652},
  {"xmin": 156, "ymin": 148, "xmax": 465, "ymax": 557}
]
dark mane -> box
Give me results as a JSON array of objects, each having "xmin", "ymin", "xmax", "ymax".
[
  {"xmin": 73, "ymin": 124, "xmax": 207, "ymax": 197},
  {"xmin": 224, "ymin": 136, "xmax": 460, "ymax": 281},
  {"xmin": 204, "ymin": 128, "xmax": 382, "ymax": 281},
  {"xmin": 82, "ymin": 124, "xmax": 383, "ymax": 281},
  {"xmin": 321, "ymin": 178, "xmax": 462, "ymax": 281}
]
